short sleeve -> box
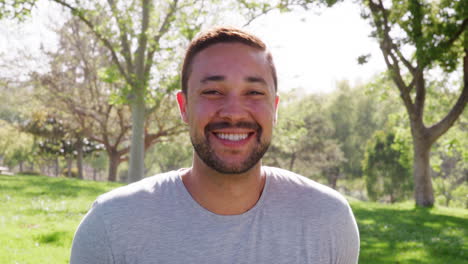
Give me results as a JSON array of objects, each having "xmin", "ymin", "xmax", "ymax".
[
  {"xmin": 70, "ymin": 202, "xmax": 114, "ymax": 264},
  {"xmin": 334, "ymin": 202, "xmax": 360, "ymax": 264}
]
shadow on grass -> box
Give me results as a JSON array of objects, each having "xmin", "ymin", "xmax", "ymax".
[
  {"xmin": 353, "ymin": 204, "xmax": 467, "ymax": 263},
  {"xmin": 0, "ymin": 175, "xmax": 121, "ymax": 199},
  {"xmin": 34, "ymin": 230, "xmax": 73, "ymax": 246}
]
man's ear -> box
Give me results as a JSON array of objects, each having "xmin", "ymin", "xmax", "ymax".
[
  {"xmin": 274, "ymin": 95, "xmax": 279, "ymax": 125},
  {"xmin": 176, "ymin": 91, "xmax": 189, "ymax": 124}
]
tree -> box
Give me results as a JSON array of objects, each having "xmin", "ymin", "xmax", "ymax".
[
  {"xmin": 362, "ymin": 129, "xmax": 413, "ymax": 203},
  {"xmin": 265, "ymin": 91, "xmax": 346, "ymax": 188},
  {"xmin": 2, "ymin": 0, "xmax": 220, "ymax": 182},
  {"xmin": 35, "ymin": 17, "xmax": 184, "ymax": 181},
  {"xmin": 145, "ymin": 134, "xmax": 192, "ymax": 175},
  {"xmin": 0, "ymin": 120, "xmax": 35, "ymax": 172},
  {"xmin": 361, "ymin": 0, "xmax": 468, "ymax": 206},
  {"xmin": 21, "ymin": 110, "xmax": 101, "ymax": 178}
]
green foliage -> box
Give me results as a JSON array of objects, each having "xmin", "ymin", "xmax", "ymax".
[
  {"xmin": 423, "ymin": 72, "xmax": 465, "ymax": 125},
  {"xmin": 365, "ymin": 0, "xmax": 466, "ymax": 71},
  {"xmin": 22, "ymin": 112, "xmax": 102, "ymax": 159},
  {"xmin": 61, "ymin": 167, "xmax": 79, "ymax": 178},
  {"xmin": 363, "ymin": 129, "xmax": 413, "ymax": 203},
  {"xmin": 434, "ymin": 178, "xmax": 468, "ymax": 209},
  {"xmin": 0, "ymin": 120, "xmax": 35, "ymax": 169},
  {"xmin": 324, "ymin": 79, "xmax": 399, "ymax": 179},
  {"xmin": 145, "ymin": 134, "xmax": 192, "ymax": 175},
  {"xmin": 0, "ymin": 0, "xmax": 36, "ymax": 21},
  {"xmin": 264, "ymin": 91, "xmax": 345, "ymax": 183},
  {"xmin": 431, "ymin": 116, "xmax": 468, "ymax": 208}
]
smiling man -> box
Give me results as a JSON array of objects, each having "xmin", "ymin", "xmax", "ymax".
[{"xmin": 71, "ymin": 27, "xmax": 360, "ymax": 264}]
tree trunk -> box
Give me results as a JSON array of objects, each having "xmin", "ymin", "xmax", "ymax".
[
  {"xmin": 327, "ymin": 167, "xmax": 339, "ymax": 190},
  {"xmin": 19, "ymin": 161, "xmax": 24, "ymax": 172},
  {"xmin": 445, "ymin": 195, "xmax": 451, "ymax": 207},
  {"xmin": 55, "ymin": 158, "xmax": 60, "ymax": 177},
  {"xmin": 289, "ymin": 153, "xmax": 296, "ymax": 171},
  {"xmin": 93, "ymin": 167, "xmax": 97, "ymax": 181},
  {"xmin": 108, "ymin": 153, "xmax": 121, "ymax": 182},
  {"xmin": 390, "ymin": 191, "xmax": 395, "ymax": 204},
  {"xmin": 76, "ymin": 140, "xmax": 84, "ymax": 179},
  {"xmin": 128, "ymin": 89, "xmax": 146, "ymax": 183},
  {"xmin": 67, "ymin": 157, "xmax": 72, "ymax": 177},
  {"xmin": 413, "ymin": 137, "xmax": 434, "ymax": 207}
]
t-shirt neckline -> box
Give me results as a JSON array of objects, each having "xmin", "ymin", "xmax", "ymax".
[{"xmin": 175, "ymin": 167, "xmax": 271, "ymax": 220}]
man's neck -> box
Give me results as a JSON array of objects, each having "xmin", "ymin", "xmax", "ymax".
[{"xmin": 180, "ymin": 160, "xmax": 266, "ymax": 216}]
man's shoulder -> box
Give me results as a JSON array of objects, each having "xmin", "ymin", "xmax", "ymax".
[
  {"xmin": 265, "ymin": 166, "xmax": 350, "ymax": 213},
  {"xmin": 94, "ymin": 170, "xmax": 180, "ymax": 208}
]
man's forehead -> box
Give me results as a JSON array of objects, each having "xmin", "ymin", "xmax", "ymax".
[
  {"xmin": 190, "ymin": 43, "xmax": 271, "ymax": 80},
  {"xmin": 193, "ymin": 42, "xmax": 268, "ymax": 64}
]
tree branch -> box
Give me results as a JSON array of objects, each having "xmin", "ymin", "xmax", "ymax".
[
  {"xmin": 440, "ymin": 18, "xmax": 468, "ymax": 51},
  {"xmin": 242, "ymin": 5, "xmax": 277, "ymax": 27},
  {"xmin": 428, "ymin": 49, "xmax": 468, "ymax": 143},
  {"xmin": 413, "ymin": 68, "xmax": 426, "ymax": 124},
  {"xmin": 393, "ymin": 43, "xmax": 416, "ymax": 74},
  {"xmin": 144, "ymin": 0, "xmax": 179, "ymax": 80},
  {"xmin": 107, "ymin": 0, "xmax": 134, "ymax": 76},
  {"xmin": 369, "ymin": 0, "xmax": 415, "ymax": 117},
  {"xmin": 134, "ymin": 0, "xmax": 151, "ymax": 83},
  {"xmin": 52, "ymin": 0, "xmax": 131, "ymax": 84}
]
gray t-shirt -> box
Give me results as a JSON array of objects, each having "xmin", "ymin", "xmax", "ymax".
[{"xmin": 70, "ymin": 166, "xmax": 359, "ymax": 264}]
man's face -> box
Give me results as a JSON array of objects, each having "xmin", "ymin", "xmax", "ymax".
[{"xmin": 177, "ymin": 42, "xmax": 279, "ymax": 174}]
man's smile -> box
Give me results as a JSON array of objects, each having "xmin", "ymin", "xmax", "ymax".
[
  {"xmin": 205, "ymin": 121, "xmax": 261, "ymax": 148},
  {"xmin": 215, "ymin": 133, "xmax": 249, "ymax": 141}
]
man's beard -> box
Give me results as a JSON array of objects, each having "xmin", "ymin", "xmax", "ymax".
[{"xmin": 191, "ymin": 121, "xmax": 271, "ymax": 174}]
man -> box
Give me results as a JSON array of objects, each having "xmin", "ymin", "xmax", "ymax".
[{"xmin": 71, "ymin": 27, "xmax": 360, "ymax": 264}]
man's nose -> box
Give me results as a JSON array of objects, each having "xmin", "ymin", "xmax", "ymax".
[{"xmin": 218, "ymin": 95, "xmax": 248, "ymax": 122}]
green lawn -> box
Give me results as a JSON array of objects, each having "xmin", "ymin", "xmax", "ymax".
[
  {"xmin": 353, "ymin": 200, "xmax": 467, "ymax": 263},
  {"xmin": 1, "ymin": 174, "xmax": 467, "ymax": 263},
  {"xmin": 0, "ymin": 174, "xmax": 122, "ymax": 264}
]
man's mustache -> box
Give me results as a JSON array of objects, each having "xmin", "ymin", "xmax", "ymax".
[{"xmin": 205, "ymin": 121, "xmax": 261, "ymax": 131}]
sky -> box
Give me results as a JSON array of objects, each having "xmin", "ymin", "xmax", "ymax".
[
  {"xmin": 0, "ymin": 1, "xmax": 386, "ymax": 94},
  {"xmin": 243, "ymin": 1, "xmax": 386, "ymax": 94}
]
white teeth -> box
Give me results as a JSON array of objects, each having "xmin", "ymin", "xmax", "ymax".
[{"xmin": 216, "ymin": 133, "xmax": 249, "ymax": 141}]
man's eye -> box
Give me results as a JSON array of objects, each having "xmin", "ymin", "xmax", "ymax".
[
  {"xmin": 202, "ymin": 90, "xmax": 221, "ymax": 95},
  {"xmin": 247, "ymin": 90, "xmax": 264, "ymax": 95}
]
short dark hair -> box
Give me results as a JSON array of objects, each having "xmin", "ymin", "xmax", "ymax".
[{"xmin": 181, "ymin": 26, "xmax": 277, "ymax": 94}]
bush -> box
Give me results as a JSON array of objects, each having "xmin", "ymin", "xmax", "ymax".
[
  {"xmin": 61, "ymin": 168, "xmax": 79, "ymax": 178},
  {"xmin": 20, "ymin": 171, "xmax": 41, "ymax": 176}
]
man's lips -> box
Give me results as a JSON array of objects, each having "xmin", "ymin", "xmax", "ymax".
[
  {"xmin": 205, "ymin": 122, "xmax": 261, "ymax": 143},
  {"xmin": 212, "ymin": 130, "xmax": 256, "ymax": 142},
  {"xmin": 215, "ymin": 132, "xmax": 250, "ymax": 141},
  {"xmin": 205, "ymin": 121, "xmax": 260, "ymax": 131}
]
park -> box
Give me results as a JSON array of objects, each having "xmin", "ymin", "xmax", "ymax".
[{"xmin": 0, "ymin": 0, "xmax": 467, "ymax": 263}]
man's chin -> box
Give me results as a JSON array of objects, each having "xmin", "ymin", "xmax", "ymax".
[
  {"xmin": 212, "ymin": 162, "xmax": 257, "ymax": 175},
  {"xmin": 191, "ymin": 137, "xmax": 270, "ymax": 175},
  {"xmin": 200, "ymin": 155, "xmax": 257, "ymax": 174}
]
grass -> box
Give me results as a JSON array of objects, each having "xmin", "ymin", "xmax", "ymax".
[
  {"xmin": 0, "ymin": 174, "xmax": 122, "ymax": 264},
  {"xmin": 1, "ymin": 174, "xmax": 467, "ymax": 263},
  {"xmin": 352, "ymin": 200, "xmax": 467, "ymax": 263}
]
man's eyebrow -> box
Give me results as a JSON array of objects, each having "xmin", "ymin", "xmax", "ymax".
[
  {"xmin": 200, "ymin": 75, "xmax": 267, "ymax": 85},
  {"xmin": 245, "ymin": 76, "xmax": 267, "ymax": 85},
  {"xmin": 200, "ymin": 75, "xmax": 225, "ymax": 83}
]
